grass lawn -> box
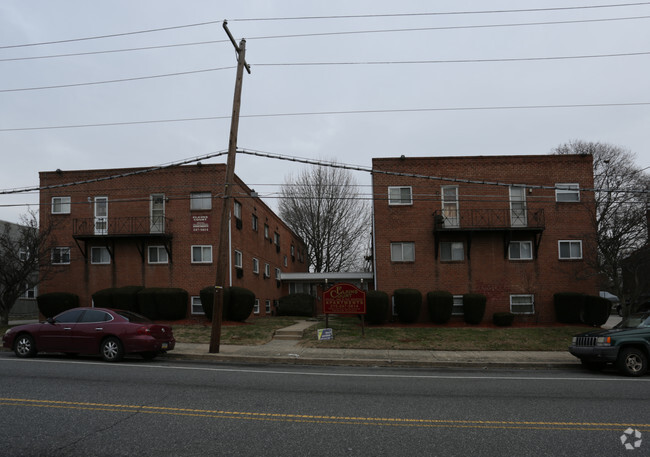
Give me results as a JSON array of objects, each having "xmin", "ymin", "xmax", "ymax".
[
  {"xmin": 171, "ymin": 316, "xmax": 302, "ymax": 345},
  {"xmin": 299, "ymin": 316, "xmax": 587, "ymax": 351}
]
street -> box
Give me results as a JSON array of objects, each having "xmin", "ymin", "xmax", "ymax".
[{"xmin": 0, "ymin": 353, "xmax": 648, "ymax": 456}]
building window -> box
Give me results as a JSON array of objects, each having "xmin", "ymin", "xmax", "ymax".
[
  {"xmin": 264, "ymin": 263, "xmax": 271, "ymax": 278},
  {"xmin": 284, "ymin": 255, "xmax": 288, "ymax": 267},
  {"xmin": 253, "ymin": 258, "xmax": 259, "ymax": 274},
  {"xmin": 91, "ymin": 247, "xmax": 110, "ymax": 264},
  {"xmin": 234, "ymin": 200, "xmax": 242, "ymax": 219},
  {"xmin": 23, "ymin": 285, "xmax": 37, "ymax": 299},
  {"xmin": 274, "ymin": 232, "xmax": 280, "ymax": 246},
  {"xmin": 441, "ymin": 186, "xmax": 459, "ymax": 227},
  {"xmin": 511, "ymin": 295, "xmax": 535, "ymax": 314},
  {"xmin": 191, "ymin": 296, "xmax": 205, "ymax": 315},
  {"xmin": 18, "ymin": 248, "xmax": 28, "ymax": 261},
  {"xmin": 234, "ymin": 250, "xmax": 243, "ymax": 269},
  {"xmin": 275, "ymin": 268, "xmax": 281, "ymax": 280},
  {"xmin": 254, "ymin": 299, "xmax": 260, "ymax": 314},
  {"xmin": 555, "ymin": 183, "xmax": 580, "ymax": 202},
  {"xmin": 265, "ymin": 300, "xmax": 271, "ymax": 314},
  {"xmin": 264, "ymin": 224, "xmax": 269, "ymax": 239},
  {"xmin": 558, "ymin": 240, "xmax": 582, "ymax": 259},
  {"xmin": 388, "ymin": 186, "xmax": 412, "ymax": 205},
  {"xmin": 190, "ymin": 192, "xmax": 211, "ymax": 210},
  {"xmin": 509, "ymin": 241, "xmax": 533, "ymax": 260},
  {"xmin": 390, "ymin": 242, "xmax": 415, "ymax": 262},
  {"xmin": 52, "ymin": 247, "xmax": 70, "ymax": 265},
  {"xmin": 148, "ymin": 246, "xmax": 168, "ymax": 264},
  {"xmin": 192, "ymin": 245, "xmax": 213, "ymax": 263},
  {"xmin": 52, "ymin": 196, "xmax": 71, "ymax": 214},
  {"xmin": 252, "ymin": 214, "xmax": 258, "ymax": 232},
  {"xmin": 440, "ymin": 242, "xmax": 464, "ymax": 261},
  {"xmin": 452, "ymin": 295, "xmax": 464, "ymax": 316}
]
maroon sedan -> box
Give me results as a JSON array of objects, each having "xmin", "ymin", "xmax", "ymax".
[{"xmin": 2, "ymin": 307, "xmax": 175, "ymax": 362}]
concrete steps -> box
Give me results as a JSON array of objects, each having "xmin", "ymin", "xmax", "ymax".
[{"xmin": 273, "ymin": 320, "xmax": 317, "ymax": 340}]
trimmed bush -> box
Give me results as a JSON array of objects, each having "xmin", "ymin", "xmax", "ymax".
[
  {"xmin": 394, "ymin": 288, "xmax": 422, "ymax": 324},
  {"xmin": 554, "ymin": 293, "xmax": 585, "ymax": 324},
  {"xmin": 581, "ymin": 295, "xmax": 611, "ymax": 327},
  {"xmin": 427, "ymin": 291, "xmax": 454, "ymax": 324},
  {"xmin": 137, "ymin": 288, "xmax": 187, "ymax": 320},
  {"xmin": 91, "ymin": 288, "xmax": 113, "ymax": 309},
  {"xmin": 92, "ymin": 286, "xmax": 143, "ymax": 312},
  {"xmin": 365, "ymin": 291, "xmax": 390, "ymax": 325},
  {"xmin": 277, "ymin": 293, "xmax": 315, "ymax": 317},
  {"xmin": 36, "ymin": 292, "xmax": 80, "ymax": 318},
  {"xmin": 493, "ymin": 312, "xmax": 515, "ymax": 327},
  {"xmin": 463, "ymin": 293, "xmax": 486, "ymax": 325},
  {"xmin": 227, "ymin": 287, "xmax": 256, "ymax": 322}
]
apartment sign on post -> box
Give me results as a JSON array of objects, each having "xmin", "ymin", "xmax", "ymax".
[{"xmin": 323, "ymin": 283, "xmax": 366, "ymax": 315}]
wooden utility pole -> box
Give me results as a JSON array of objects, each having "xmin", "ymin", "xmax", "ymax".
[{"xmin": 209, "ymin": 21, "xmax": 251, "ymax": 353}]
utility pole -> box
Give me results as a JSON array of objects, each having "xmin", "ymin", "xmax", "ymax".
[{"xmin": 209, "ymin": 21, "xmax": 251, "ymax": 353}]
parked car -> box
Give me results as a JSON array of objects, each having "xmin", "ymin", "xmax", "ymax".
[
  {"xmin": 569, "ymin": 311, "xmax": 650, "ymax": 376},
  {"xmin": 2, "ymin": 307, "xmax": 175, "ymax": 362}
]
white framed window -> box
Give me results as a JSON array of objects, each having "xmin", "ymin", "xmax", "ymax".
[
  {"xmin": 234, "ymin": 200, "xmax": 242, "ymax": 219},
  {"xmin": 252, "ymin": 258, "xmax": 259, "ymax": 274},
  {"xmin": 452, "ymin": 295, "xmax": 464, "ymax": 316},
  {"xmin": 388, "ymin": 186, "xmax": 412, "ymax": 205},
  {"xmin": 254, "ymin": 299, "xmax": 260, "ymax": 314},
  {"xmin": 19, "ymin": 248, "xmax": 28, "ymax": 261},
  {"xmin": 91, "ymin": 247, "xmax": 110, "ymax": 264},
  {"xmin": 265, "ymin": 300, "xmax": 271, "ymax": 314},
  {"xmin": 52, "ymin": 247, "xmax": 70, "ymax": 265},
  {"xmin": 509, "ymin": 186, "xmax": 527, "ymax": 227},
  {"xmin": 234, "ymin": 250, "xmax": 243, "ymax": 268},
  {"xmin": 192, "ymin": 245, "xmax": 213, "ymax": 263},
  {"xmin": 52, "ymin": 196, "xmax": 71, "ymax": 214},
  {"xmin": 275, "ymin": 267, "xmax": 281, "ymax": 280},
  {"xmin": 252, "ymin": 214, "xmax": 258, "ymax": 231},
  {"xmin": 511, "ymin": 294, "xmax": 535, "ymax": 314},
  {"xmin": 440, "ymin": 242, "xmax": 464, "ymax": 261},
  {"xmin": 264, "ymin": 224, "xmax": 269, "ymax": 239},
  {"xmin": 509, "ymin": 241, "xmax": 533, "ymax": 260},
  {"xmin": 148, "ymin": 246, "xmax": 168, "ymax": 264},
  {"xmin": 390, "ymin": 242, "xmax": 415, "ymax": 262},
  {"xmin": 441, "ymin": 186, "xmax": 459, "ymax": 227},
  {"xmin": 191, "ymin": 296, "xmax": 205, "ymax": 315},
  {"xmin": 558, "ymin": 240, "xmax": 582, "ymax": 259},
  {"xmin": 190, "ymin": 192, "xmax": 211, "ymax": 210},
  {"xmin": 264, "ymin": 263, "xmax": 271, "ymax": 277},
  {"xmin": 555, "ymin": 183, "xmax": 580, "ymax": 202},
  {"xmin": 274, "ymin": 232, "xmax": 280, "ymax": 246},
  {"xmin": 284, "ymin": 255, "xmax": 288, "ymax": 267},
  {"xmin": 23, "ymin": 285, "xmax": 37, "ymax": 299}
]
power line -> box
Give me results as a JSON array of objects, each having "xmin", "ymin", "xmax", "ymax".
[
  {"xmin": 2, "ymin": 102, "xmax": 650, "ymax": 132},
  {"xmin": 0, "ymin": 66, "xmax": 235, "ymax": 93}
]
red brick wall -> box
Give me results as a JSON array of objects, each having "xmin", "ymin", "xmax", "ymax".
[
  {"xmin": 38, "ymin": 164, "xmax": 308, "ymax": 318},
  {"xmin": 372, "ymin": 154, "xmax": 598, "ymax": 324}
]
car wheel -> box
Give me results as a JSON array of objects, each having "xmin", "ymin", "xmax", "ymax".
[
  {"xmin": 101, "ymin": 337, "xmax": 124, "ymax": 362},
  {"xmin": 616, "ymin": 348, "xmax": 648, "ymax": 377},
  {"xmin": 14, "ymin": 334, "xmax": 37, "ymax": 358},
  {"xmin": 141, "ymin": 352, "xmax": 158, "ymax": 360}
]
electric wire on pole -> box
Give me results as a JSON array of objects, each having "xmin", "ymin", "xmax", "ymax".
[{"xmin": 209, "ymin": 21, "xmax": 251, "ymax": 353}]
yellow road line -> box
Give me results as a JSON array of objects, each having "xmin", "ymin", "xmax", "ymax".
[{"xmin": 1, "ymin": 397, "xmax": 647, "ymax": 432}]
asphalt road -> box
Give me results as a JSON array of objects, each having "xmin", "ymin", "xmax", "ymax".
[{"xmin": 0, "ymin": 353, "xmax": 648, "ymax": 456}]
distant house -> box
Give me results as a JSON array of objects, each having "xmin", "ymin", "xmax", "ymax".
[
  {"xmin": 38, "ymin": 164, "xmax": 308, "ymax": 318},
  {"xmin": 621, "ymin": 207, "xmax": 650, "ymax": 311},
  {"xmin": 1, "ymin": 220, "xmax": 38, "ymax": 319},
  {"xmin": 371, "ymin": 154, "xmax": 599, "ymax": 324}
]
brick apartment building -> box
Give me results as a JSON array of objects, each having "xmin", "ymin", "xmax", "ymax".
[
  {"xmin": 372, "ymin": 154, "xmax": 599, "ymax": 324},
  {"xmin": 38, "ymin": 164, "xmax": 308, "ymax": 317}
]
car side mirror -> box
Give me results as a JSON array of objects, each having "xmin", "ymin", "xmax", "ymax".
[{"xmin": 46, "ymin": 318, "xmax": 55, "ymax": 325}]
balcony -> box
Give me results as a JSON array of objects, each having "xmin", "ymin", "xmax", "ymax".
[
  {"xmin": 432, "ymin": 208, "xmax": 545, "ymax": 232},
  {"xmin": 432, "ymin": 209, "xmax": 545, "ymax": 259}
]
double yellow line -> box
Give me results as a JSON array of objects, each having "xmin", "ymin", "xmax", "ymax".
[{"xmin": 1, "ymin": 397, "xmax": 648, "ymax": 431}]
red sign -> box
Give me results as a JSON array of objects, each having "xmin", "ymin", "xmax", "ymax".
[
  {"xmin": 192, "ymin": 215, "xmax": 210, "ymax": 233},
  {"xmin": 323, "ymin": 283, "xmax": 366, "ymax": 314}
]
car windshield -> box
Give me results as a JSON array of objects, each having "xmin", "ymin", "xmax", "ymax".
[
  {"xmin": 614, "ymin": 313, "xmax": 650, "ymax": 329},
  {"xmin": 115, "ymin": 310, "xmax": 153, "ymax": 324}
]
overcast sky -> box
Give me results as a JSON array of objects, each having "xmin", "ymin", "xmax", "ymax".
[{"xmin": 1, "ymin": 0, "xmax": 649, "ymax": 224}]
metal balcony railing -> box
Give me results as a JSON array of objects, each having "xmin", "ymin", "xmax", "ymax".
[
  {"xmin": 432, "ymin": 208, "xmax": 544, "ymax": 231},
  {"xmin": 73, "ymin": 216, "xmax": 172, "ymax": 237}
]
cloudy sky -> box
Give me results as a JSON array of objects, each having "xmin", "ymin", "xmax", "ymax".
[{"xmin": 1, "ymin": 0, "xmax": 649, "ymax": 223}]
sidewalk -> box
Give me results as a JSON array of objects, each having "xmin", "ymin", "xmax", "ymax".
[{"xmin": 164, "ymin": 320, "xmax": 581, "ymax": 369}]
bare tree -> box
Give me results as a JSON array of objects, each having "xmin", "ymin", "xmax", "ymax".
[
  {"xmin": 279, "ymin": 164, "xmax": 370, "ymax": 272},
  {"xmin": 553, "ymin": 140, "xmax": 649, "ymax": 306},
  {"xmin": 0, "ymin": 211, "xmax": 57, "ymax": 324}
]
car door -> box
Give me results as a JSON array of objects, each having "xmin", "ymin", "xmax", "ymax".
[
  {"xmin": 36, "ymin": 309, "xmax": 85, "ymax": 352},
  {"xmin": 69, "ymin": 309, "xmax": 113, "ymax": 354}
]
